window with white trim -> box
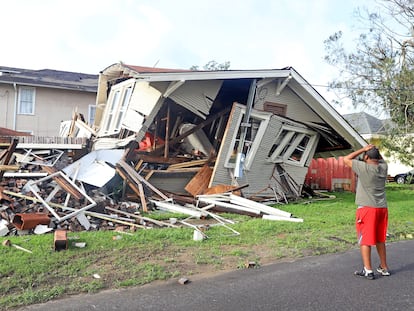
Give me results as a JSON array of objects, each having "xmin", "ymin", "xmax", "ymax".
[
  {"xmin": 18, "ymin": 87, "xmax": 35, "ymax": 115},
  {"xmin": 100, "ymin": 79, "xmax": 135, "ymax": 135},
  {"xmin": 115, "ymin": 86, "xmax": 132, "ymax": 131},
  {"xmin": 88, "ymin": 105, "xmax": 96, "ymax": 126},
  {"xmin": 267, "ymin": 125, "xmax": 317, "ymax": 166},
  {"xmin": 225, "ymin": 109, "xmax": 270, "ymax": 170}
]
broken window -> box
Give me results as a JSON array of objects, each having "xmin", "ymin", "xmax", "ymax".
[
  {"xmin": 225, "ymin": 109, "xmax": 270, "ymax": 170},
  {"xmin": 18, "ymin": 87, "xmax": 35, "ymax": 115},
  {"xmin": 267, "ymin": 125, "xmax": 317, "ymax": 166}
]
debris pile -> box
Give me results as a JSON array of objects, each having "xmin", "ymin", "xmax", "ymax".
[
  {"xmin": 0, "ymin": 63, "xmax": 369, "ymax": 244},
  {"xmin": 0, "ymin": 134, "xmax": 303, "ymax": 240}
]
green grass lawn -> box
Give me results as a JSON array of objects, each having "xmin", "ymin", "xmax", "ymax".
[{"xmin": 1, "ymin": 184, "xmax": 413, "ymax": 310}]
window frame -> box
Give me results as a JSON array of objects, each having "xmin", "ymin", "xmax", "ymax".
[
  {"xmin": 267, "ymin": 125, "xmax": 317, "ymax": 166},
  {"xmin": 100, "ymin": 79, "xmax": 136, "ymax": 135},
  {"xmin": 224, "ymin": 108, "xmax": 270, "ymax": 170},
  {"xmin": 88, "ymin": 105, "xmax": 97, "ymax": 126},
  {"xmin": 18, "ymin": 86, "xmax": 36, "ymax": 115}
]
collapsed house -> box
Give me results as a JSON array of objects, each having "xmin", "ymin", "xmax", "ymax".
[
  {"xmin": 0, "ymin": 63, "xmax": 367, "ymax": 238},
  {"xmin": 88, "ymin": 63, "xmax": 365, "ymax": 200}
]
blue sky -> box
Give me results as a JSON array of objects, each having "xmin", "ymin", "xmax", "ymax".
[{"xmin": 1, "ymin": 0, "xmax": 379, "ymax": 113}]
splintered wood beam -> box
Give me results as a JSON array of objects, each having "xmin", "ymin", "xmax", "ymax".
[
  {"xmin": 0, "ymin": 165, "xmax": 20, "ymax": 171},
  {"xmin": 137, "ymin": 182, "xmax": 148, "ymax": 212},
  {"xmin": 116, "ymin": 167, "xmax": 143, "ymax": 199},
  {"xmin": 184, "ymin": 164, "xmax": 213, "ymax": 197},
  {"xmin": 0, "ymin": 138, "xmax": 18, "ymax": 180},
  {"xmin": 117, "ymin": 160, "xmax": 169, "ymax": 200}
]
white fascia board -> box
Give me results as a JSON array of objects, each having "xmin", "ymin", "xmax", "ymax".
[
  {"xmin": 16, "ymin": 143, "xmax": 85, "ymax": 149},
  {"xmin": 288, "ymin": 70, "xmax": 367, "ymax": 149},
  {"xmin": 128, "ymin": 69, "xmax": 292, "ymax": 82}
]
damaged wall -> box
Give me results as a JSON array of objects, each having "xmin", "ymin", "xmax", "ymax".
[{"xmin": 210, "ymin": 103, "xmax": 319, "ymax": 199}]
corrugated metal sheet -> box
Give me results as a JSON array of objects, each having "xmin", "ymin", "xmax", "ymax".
[{"xmin": 305, "ymin": 157, "xmax": 356, "ymax": 192}]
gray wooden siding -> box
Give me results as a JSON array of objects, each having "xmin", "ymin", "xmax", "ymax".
[
  {"xmin": 255, "ymin": 83, "xmax": 323, "ymax": 123},
  {"xmin": 210, "ymin": 104, "xmax": 284, "ymax": 197},
  {"xmin": 168, "ymin": 80, "xmax": 223, "ymax": 118}
]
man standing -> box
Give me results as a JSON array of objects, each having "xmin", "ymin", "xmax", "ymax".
[{"xmin": 343, "ymin": 144, "xmax": 391, "ymax": 280}]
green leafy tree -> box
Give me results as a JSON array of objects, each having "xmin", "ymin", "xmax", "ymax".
[
  {"xmin": 324, "ymin": 0, "xmax": 414, "ymax": 166},
  {"xmin": 190, "ymin": 60, "xmax": 230, "ymax": 71}
]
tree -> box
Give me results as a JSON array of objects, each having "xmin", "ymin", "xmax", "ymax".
[
  {"xmin": 324, "ymin": 0, "xmax": 414, "ymax": 166},
  {"xmin": 190, "ymin": 60, "xmax": 230, "ymax": 71}
]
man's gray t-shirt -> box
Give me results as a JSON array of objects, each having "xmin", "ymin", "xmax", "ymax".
[{"xmin": 352, "ymin": 159, "xmax": 388, "ymax": 208}]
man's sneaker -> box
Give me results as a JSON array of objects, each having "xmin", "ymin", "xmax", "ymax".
[
  {"xmin": 354, "ymin": 268, "xmax": 375, "ymax": 280},
  {"xmin": 376, "ymin": 266, "xmax": 391, "ymax": 276}
]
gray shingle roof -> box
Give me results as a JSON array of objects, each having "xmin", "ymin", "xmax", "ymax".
[
  {"xmin": 0, "ymin": 66, "xmax": 98, "ymax": 92},
  {"xmin": 343, "ymin": 111, "xmax": 388, "ymax": 135}
]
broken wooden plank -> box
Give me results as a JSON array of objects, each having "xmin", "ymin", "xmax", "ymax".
[
  {"xmin": 0, "ymin": 165, "xmax": 20, "ymax": 171},
  {"xmin": 184, "ymin": 164, "xmax": 213, "ymax": 197},
  {"xmin": 41, "ymin": 166, "xmax": 84, "ymax": 200},
  {"xmin": 0, "ymin": 138, "xmax": 18, "ymax": 180},
  {"xmin": 0, "ymin": 187, "xmax": 12, "ymax": 202},
  {"xmin": 167, "ymin": 159, "xmax": 209, "ymax": 170},
  {"xmin": 203, "ymin": 184, "xmax": 248, "ymax": 195},
  {"xmin": 117, "ymin": 159, "xmax": 168, "ymax": 200},
  {"xmin": 116, "ymin": 167, "xmax": 145, "ymax": 203},
  {"xmin": 137, "ymin": 182, "xmax": 148, "ymax": 212}
]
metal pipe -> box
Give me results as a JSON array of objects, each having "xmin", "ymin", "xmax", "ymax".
[{"xmin": 13, "ymin": 83, "xmax": 17, "ymax": 130}]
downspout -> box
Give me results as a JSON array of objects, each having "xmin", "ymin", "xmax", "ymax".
[
  {"xmin": 13, "ymin": 83, "xmax": 18, "ymax": 130},
  {"xmin": 234, "ymin": 79, "xmax": 257, "ymax": 178}
]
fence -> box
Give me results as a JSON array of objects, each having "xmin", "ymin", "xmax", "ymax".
[{"xmin": 305, "ymin": 157, "xmax": 356, "ymax": 192}]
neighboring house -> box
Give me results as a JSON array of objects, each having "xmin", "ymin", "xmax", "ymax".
[
  {"xmin": 343, "ymin": 111, "xmax": 388, "ymax": 139},
  {"xmin": 91, "ymin": 63, "xmax": 366, "ymax": 200},
  {"xmin": 0, "ymin": 66, "xmax": 98, "ymax": 137},
  {"xmin": 343, "ymin": 112, "xmax": 411, "ymax": 176}
]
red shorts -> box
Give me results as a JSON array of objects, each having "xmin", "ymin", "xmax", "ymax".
[{"xmin": 356, "ymin": 207, "xmax": 388, "ymax": 246}]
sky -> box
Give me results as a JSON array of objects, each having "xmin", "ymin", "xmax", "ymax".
[{"xmin": 1, "ymin": 0, "xmax": 380, "ymax": 114}]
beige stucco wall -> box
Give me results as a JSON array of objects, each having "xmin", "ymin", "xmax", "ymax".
[
  {"xmin": 0, "ymin": 84, "xmax": 15, "ymax": 129},
  {"xmin": 0, "ymin": 84, "xmax": 96, "ymax": 136}
]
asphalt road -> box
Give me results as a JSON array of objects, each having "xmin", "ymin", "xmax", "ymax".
[{"xmin": 18, "ymin": 239, "xmax": 414, "ymax": 311}]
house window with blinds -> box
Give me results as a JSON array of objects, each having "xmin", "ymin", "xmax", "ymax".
[{"xmin": 18, "ymin": 87, "xmax": 36, "ymax": 115}]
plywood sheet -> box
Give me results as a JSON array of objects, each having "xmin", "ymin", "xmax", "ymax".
[{"xmin": 184, "ymin": 164, "xmax": 213, "ymax": 197}]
